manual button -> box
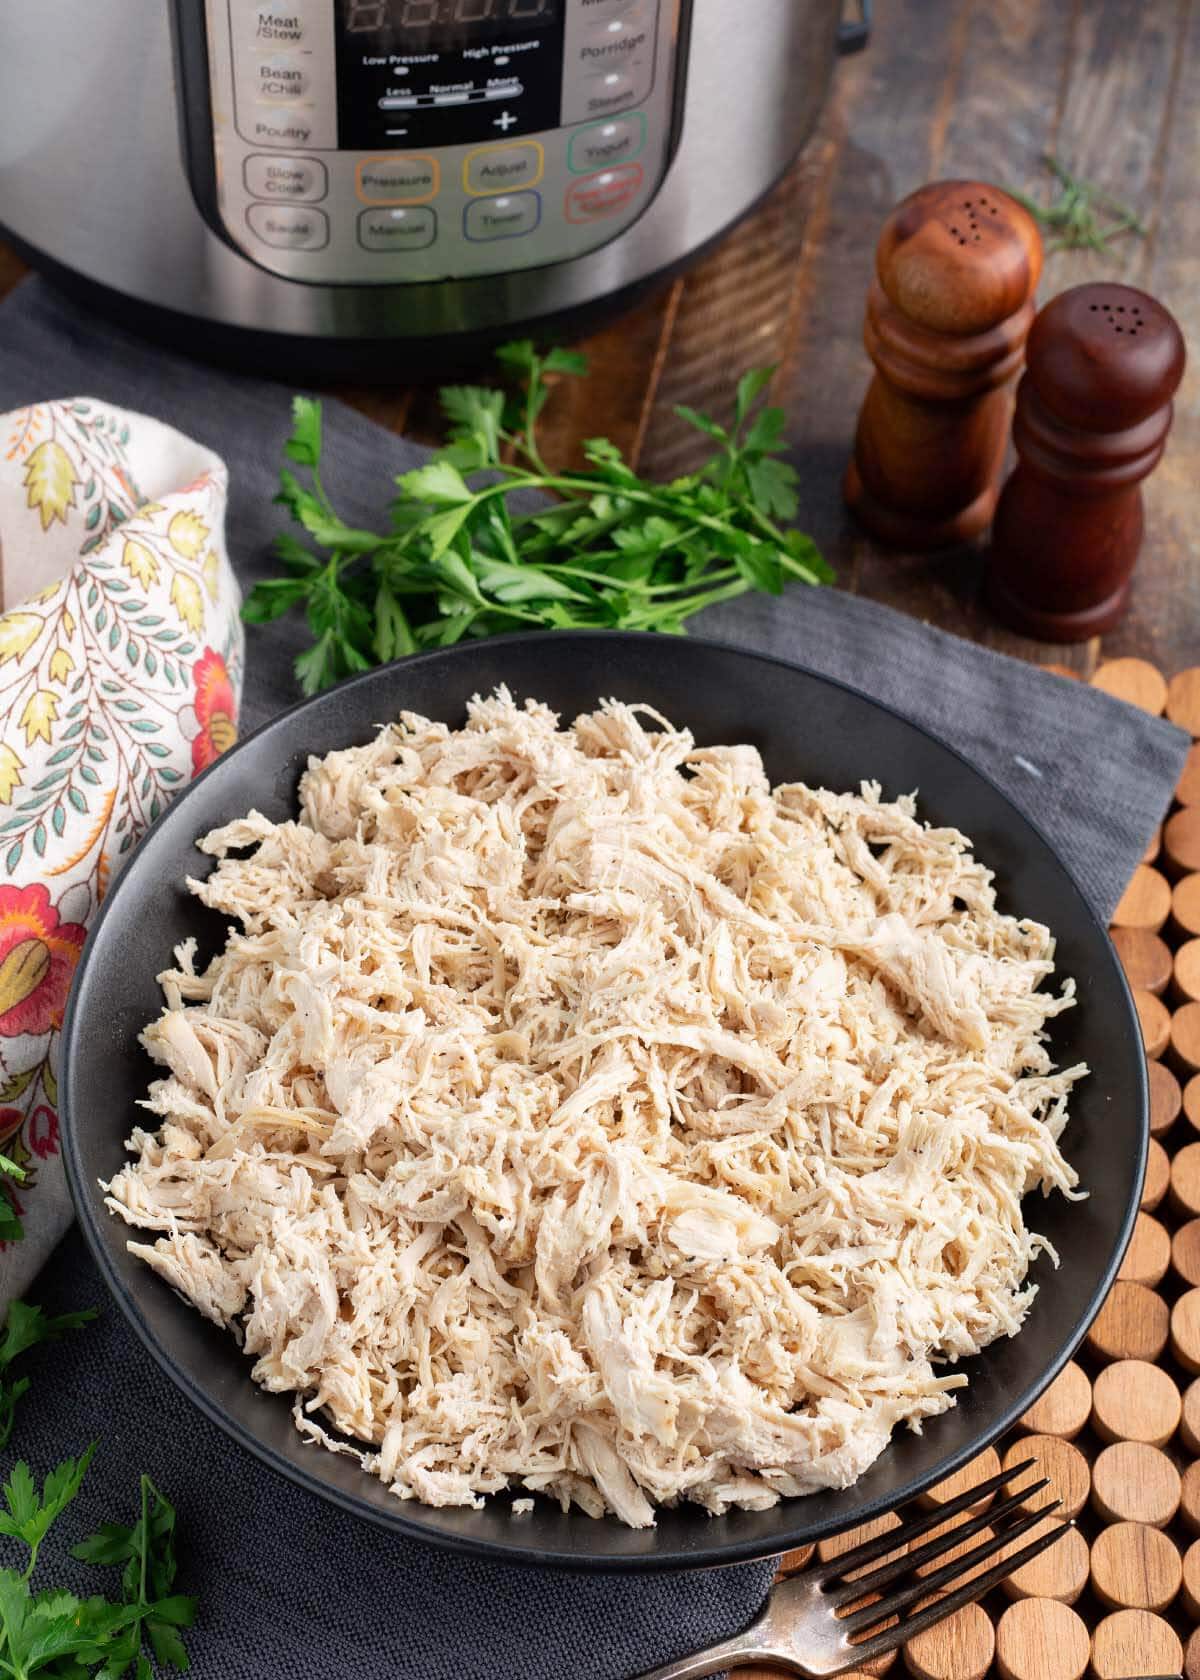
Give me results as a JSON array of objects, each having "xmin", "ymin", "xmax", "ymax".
[
  {"xmin": 463, "ymin": 191, "xmax": 542, "ymax": 242},
  {"xmin": 463, "ymin": 142, "xmax": 544, "ymax": 196},
  {"xmin": 358, "ymin": 207, "xmax": 437, "ymax": 251},
  {"xmin": 246, "ymin": 203, "xmax": 329, "ymax": 250},
  {"xmin": 568, "ymin": 113, "xmax": 645, "ymax": 174},
  {"xmin": 244, "ymin": 154, "xmax": 327, "ymax": 202}
]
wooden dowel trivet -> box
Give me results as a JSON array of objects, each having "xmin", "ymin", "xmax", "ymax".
[
  {"xmin": 918, "ymin": 1448, "xmax": 999, "ymax": 1513},
  {"xmin": 1172, "ymin": 1001, "xmax": 1200, "ymax": 1074},
  {"xmin": 1183, "ymin": 1538, "xmax": 1200, "ymax": 1620},
  {"xmin": 1086, "ymin": 1280, "xmax": 1168, "ymax": 1362},
  {"xmin": 1187, "ymin": 1072, "xmax": 1200, "ymax": 1135},
  {"xmin": 1172, "ymin": 1286, "xmax": 1200, "ymax": 1373},
  {"xmin": 1174, "ymin": 875, "xmax": 1200, "ymax": 940},
  {"xmin": 1143, "ymin": 822, "xmax": 1163, "ymax": 866},
  {"xmin": 995, "ymin": 1598, "xmax": 1090, "ymax": 1680},
  {"xmin": 1134, "ymin": 988, "xmax": 1171, "ymax": 1059},
  {"xmin": 1167, "ymin": 666, "xmax": 1200, "ymax": 735},
  {"xmin": 1091, "ymin": 1359, "xmax": 1180, "ymax": 1446},
  {"xmin": 1090, "ymin": 659, "xmax": 1168, "ymax": 716},
  {"xmin": 1111, "ymin": 926, "xmax": 1173, "ymax": 996},
  {"xmin": 1091, "ymin": 1441, "xmax": 1180, "ymax": 1528},
  {"xmin": 1111, "ymin": 865, "xmax": 1171, "ymax": 933},
  {"xmin": 913, "ymin": 1519, "xmax": 995, "ymax": 1587},
  {"xmin": 1173, "ymin": 1220, "xmax": 1200, "ymax": 1288},
  {"xmin": 1176, "ymin": 937, "xmax": 1200, "ymax": 1007},
  {"xmin": 1000, "ymin": 1516, "xmax": 1089, "ymax": 1604},
  {"xmin": 1171, "ymin": 1144, "xmax": 1200, "ymax": 1219},
  {"xmin": 1091, "ymin": 1608, "xmax": 1182, "ymax": 1679},
  {"xmin": 1018, "ymin": 1363, "xmax": 1092, "ymax": 1439},
  {"xmin": 1182, "ymin": 1377, "xmax": 1200, "ymax": 1455},
  {"xmin": 1190, "ymin": 1624, "xmax": 1200, "ymax": 1680},
  {"xmin": 1149, "ymin": 1059, "xmax": 1182, "ymax": 1137},
  {"xmin": 1166, "ymin": 809, "xmax": 1200, "ymax": 877},
  {"xmin": 817, "ymin": 1511, "xmax": 903, "ymax": 1569},
  {"xmin": 902, "ymin": 1601, "xmax": 994, "ymax": 1680},
  {"xmin": 1177, "ymin": 742, "xmax": 1200, "ymax": 807},
  {"xmin": 1001, "ymin": 1435, "xmax": 1090, "ymax": 1519},
  {"xmin": 1141, "ymin": 1139, "xmax": 1170, "ymax": 1212},
  {"xmin": 1180, "ymin": 1460, "xmax": 1200, "ymax": 1534},
  {"xmin": 1117, "ymin": 1213, "xmax": 1170, "ymax": 1287},
  {"xmin": 1089, "ymin": 1520, "xmax": 1181, "ymax": 1611}
]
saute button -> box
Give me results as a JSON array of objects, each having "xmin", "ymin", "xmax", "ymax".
[
  {"xmin": 244, "ymin": 154, "xmax": 328, "ymax": 202},
  {"xmin": 246, "ymin": 203, "xmax": 329, "ymax": 250},
  {"xmin": 568, "ymin": 113, "xmax": 645, "ymax": 173},
  {"xmin": 463, "ymin": 191, "xmax": 542, "ymax": 242},
  {"xmin": 356, "ymin": 155, "xmax": 439, "ymax": 204},
  {"xmin": 463, "ymin": 142, "xmax": 544, "ymax": 196},
  {"xmin": 564, "ymin": 163, "xmax": 644, "ymax": 223},
  {"xmin": 357, "ymin": 206, "xmax": 438, "ymax": 251}
]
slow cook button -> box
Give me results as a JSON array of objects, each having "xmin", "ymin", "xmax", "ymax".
[
  {"xmin": 463, "ymin": 141, "xmax": 544, "ymax": 196},
  {"xmin": 567, "ymin": 112, "xmax": 645, "ymax": 174},
  {"xmin": 564, "ymin": 162, "xmax": 644, "ymax": 223},
  {"xmin": 243, "ymin": 154, "xmax": 328, "ymax": 202},
  {"xmin": 463, "ymin": 191, "xmax": 541, "ymax": 242},
  {"xmin": 357, "ymin": 206, "xmax": 437, "ymax": 251},
  {"xmin": 246, "ymin": 202, "xmax": 329, "ymax": 249},
  {"xmin": 356, "ymin": 155, "xmax": 439, "ymax": 204}
]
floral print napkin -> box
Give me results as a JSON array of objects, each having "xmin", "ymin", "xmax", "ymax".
[{"xmin": 0, "ymin": 398, "xmax": 242, "ymax": 1295}]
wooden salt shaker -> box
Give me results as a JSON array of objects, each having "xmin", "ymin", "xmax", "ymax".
[
  {"xmin": 844, "ymin": 181, "xmax": 1043, "ymax": 548},
  {"xmin": 986, "ymin": 283, "xmax": 1186, "ymax": 639}
]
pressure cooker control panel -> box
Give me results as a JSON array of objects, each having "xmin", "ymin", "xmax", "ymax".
[{"xmin": 199, "ymin": 0, "xmax": 681, "ymax": 283}]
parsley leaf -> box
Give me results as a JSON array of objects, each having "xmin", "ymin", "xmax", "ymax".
[
  {"xmin": 249, "ymin": 342, "xmax": 829, "ymax": 692},
  {"xmin": 0, "ymin": 1301, "xmax": 97, "ymax": 1453}
]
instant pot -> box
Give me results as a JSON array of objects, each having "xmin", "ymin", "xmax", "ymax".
[{"xmin": 0, "ymin": 2, "xmax": 867, "ymax": 374}]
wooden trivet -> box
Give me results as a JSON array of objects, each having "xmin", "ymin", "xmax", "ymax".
[{"xmin": 748, "ymin": 663, "xmax": 1200, "ymax": 1680}]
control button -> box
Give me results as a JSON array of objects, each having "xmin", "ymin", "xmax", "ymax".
[
  {"xmin": 578, "ymin": 68, "xmax": 642, "ymax": 116},
  {"xmin": 357, "ymin": 206, "xmax": 437, "ymax": 252},
  {"xmin": 244, "ymin": 154, "xmax": 328, "ymax": 203},
  {"xmin": 463, "ymin": 191, "xmax": 542, "ymax": 242},
  {"xmin": 356, "ymin": 155, "xmax": 439, "ymax": 205},
  {"xmin": 245, "ymin": 203, "xmax": 329, "ymax": 250},
  {"xmin": 578, "ymin": 16, "xmax": 651, "ymax": 58},
  {"xmin": 568, "ymin": 113, "xmax": 646, "ymax": 174},
  {"xmin": 253, "ymin": 56, "xmax": 311, "ymax": 102},
  {"xmin": 463, "ymin": 142, "xmax": 544, "ymax": 196},
  {"xmin": 564, "ymin": 163, "xmax": 644, "ymax": 224},
  {"xmin": 250, "ymin": 6, "xmax": 311, "ymax": 46},
  {"xmin": 247, "ymin": 112, "xmax": 322, "ymax": 148}
]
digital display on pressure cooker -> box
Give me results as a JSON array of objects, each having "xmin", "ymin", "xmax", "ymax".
[{"xmin": 334, "ymin": 0, "xmax": 566, "ymax": 147}]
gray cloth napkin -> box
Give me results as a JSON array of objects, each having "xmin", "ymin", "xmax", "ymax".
[{"xmin": 0, "ymin": 276, "xmax": 1189, "ymax": 1680}]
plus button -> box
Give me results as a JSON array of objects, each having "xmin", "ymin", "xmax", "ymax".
[{"xmin": 493, "ymin": 110, "xmax": 517, "ymax": 131}]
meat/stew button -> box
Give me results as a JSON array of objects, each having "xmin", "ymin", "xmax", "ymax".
[{"xmin": 564, "ymin": 163, "xmax": 644, "ymax": 224}]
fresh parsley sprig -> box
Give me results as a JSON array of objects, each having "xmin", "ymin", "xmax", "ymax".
[
  {"xmin": 1010, "ymin": 155, "xmax": 1146, "ymax": 254},
  {"xmin": 0, "ymin": 1302, "xmax": 97, "ymax": 1454},
  {"xmin": 246, "ymin": 344, "xmax": 831, "ymax": 695}
]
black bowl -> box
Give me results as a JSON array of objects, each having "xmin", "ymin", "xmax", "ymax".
[{"xmin": 61, "ymin": 631, "xmax": 1145, "ymax": 1571}]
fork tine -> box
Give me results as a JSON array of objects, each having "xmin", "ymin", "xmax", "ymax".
[
  {"xmin": 815, "ymin": 1460, "xmax": 1041, "ymax": 1583},
  {"xmin": 828, "ymin": 1479, "xmax": 1050, "ymax": 1607},
  {"xmin": 840, "ymin": 1500, "xmax": 1060, "ymax": 1632},
  {"xmin": 842, "ymin": 1518, "xmax": 1071, "ymax": 1668}
]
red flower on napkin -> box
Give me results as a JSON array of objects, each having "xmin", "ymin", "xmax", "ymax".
[
  {"xmin": 0, "ymin": 883, "xmax": 87, "ymax": 1038},
  {"xmin": 190, "ymin": 648, "xmax": 238, "ymax": 774}
]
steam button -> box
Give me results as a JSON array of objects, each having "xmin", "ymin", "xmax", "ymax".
[
  {"xmin": 244, "ymin": 154, "xmax": 328, "ymax": 202},
  {"xmin": 579, "ymin": 68, "xmax": 641, "ymax": 115},
  {"xmin": 246, "ymin": 203, "xmax": 329, "ymax": 250}
]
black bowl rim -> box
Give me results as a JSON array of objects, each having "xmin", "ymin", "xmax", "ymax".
[{"xmin": 60, "ymin": 628, "xmax": 1146, "ymax": 1572}]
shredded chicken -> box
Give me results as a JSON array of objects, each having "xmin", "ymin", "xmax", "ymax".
[{"xmin": 107, "ymin": 690, "xmax": 1085, "ymax": 1526}]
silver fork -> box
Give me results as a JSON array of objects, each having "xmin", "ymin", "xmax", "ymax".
[{"xmin": 636, "ymin": 1461, "xmax": 1065, "ymax": 1679}]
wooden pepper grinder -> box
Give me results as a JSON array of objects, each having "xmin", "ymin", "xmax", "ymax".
[
  {"xmin": 844, "ymin": 181, "xmax": 1043, "ymax": 548},
  {"xmin": 986, "ymin": 283, "xmax": 1186, "ymax": 640}
]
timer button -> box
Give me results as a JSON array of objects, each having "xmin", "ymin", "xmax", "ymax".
[
  {"xmin": 358, "ymin": 207, "xmax": 438, "ymax": 252},
  {"xmin": 568, "ymin": 113, "xmax": 646, "ymax": 174},
  {"xmin": 564, "ymin": 163, "xmax": 644, "ymax": 224},
  {"xmin": 244, "ymin": 154, "xmax": 328, "ymax": 203},
  {"xmin": 246, "ymin": 203, "xmax": 329, "ymax": 250},
  {"xmin": 463, "ymin": 142, "xmax": 544, "ymax": 196},
  {"xmin": 356, "ymin": 156, "xmax": 439, "ymax": 205},
  {"xmin": 463, "ymin": 191, "xmax": 542, "ymax": 242}
]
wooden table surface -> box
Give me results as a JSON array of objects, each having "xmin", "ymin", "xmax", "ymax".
[{"xmin": 2, "ymin": 0, "xmax": 1196, "ymax": 679}]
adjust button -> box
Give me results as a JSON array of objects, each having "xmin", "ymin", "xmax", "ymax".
[
  {"xmin": 463, "ymin": 191, "xmax": 542, "ymax": 242},
  {"xmin": 244, "ymin": 154, "xmax": 328, "ymax": 202},
  {"xmin": 568, "ymin": 113, "xmax": 646, "ymax": 174},
  {"xmin": 463, "ymin": 141, "xmax": 544, "ymax": 196},
  {"xmin": 246, "ymin": 202, "xmax": 329, "ymax": 249},
  {"xmin": 358, "ymin": 206, "xmax": 437, "ymax": 251},
  {"xmin": 564, "ymin": 163, "xmax": 644, "ymax": 223},
  {"xmin": 356, "ymin": 155, "xmax": 439, "ymax": 204}
]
